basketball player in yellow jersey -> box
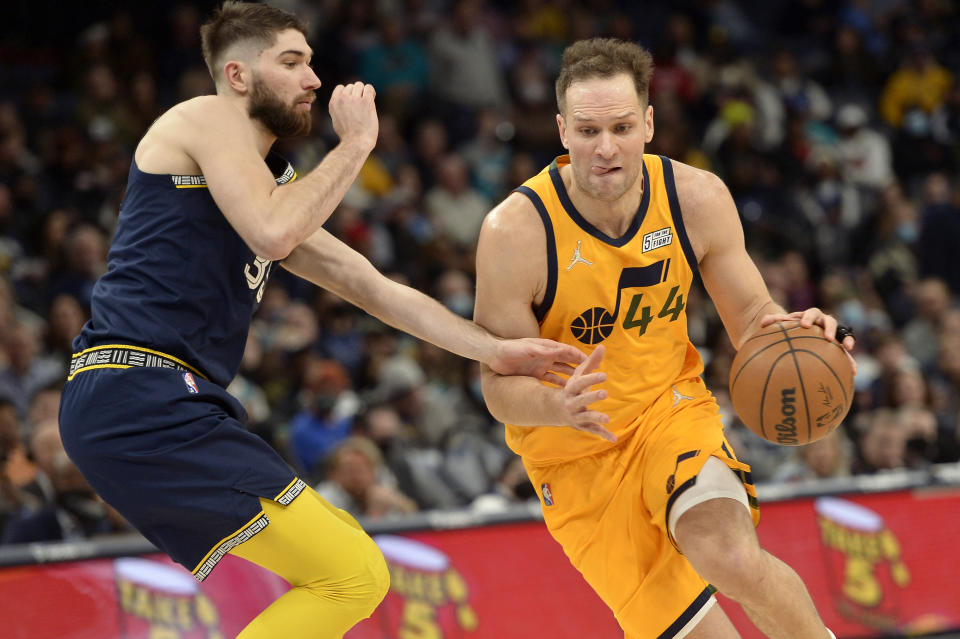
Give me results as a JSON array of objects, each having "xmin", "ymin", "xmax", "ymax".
[{"xmin": 474, "ymin": 39, "xmax": 856, "ymax": 639}]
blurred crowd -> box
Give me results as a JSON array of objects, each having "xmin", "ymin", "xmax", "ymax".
[{"xmin": 1, "ymin": 0, "xmax": 959, "ymax": 545}]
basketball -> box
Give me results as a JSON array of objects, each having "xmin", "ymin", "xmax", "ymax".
[{"xmin": 729, "ymin": 321, "xmax": 854, "ymax": 446}]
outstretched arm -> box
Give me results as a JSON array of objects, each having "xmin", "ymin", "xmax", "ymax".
[{"xmin": 281, "ymin": 227, "xmax": 585, "ymax": 379}]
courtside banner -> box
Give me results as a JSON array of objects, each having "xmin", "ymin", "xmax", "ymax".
[
  {"xmin": 0, "ymin": 488, "xmax": 958, "ymax": 638},
  {"xmin": 725, "ymin": 487, "xmax": 960, "ymax": 639}
]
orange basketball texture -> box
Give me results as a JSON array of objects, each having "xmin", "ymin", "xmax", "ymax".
[{"xmin": 729, "ymin": 322, "xmax": 854, "ymax": 446}]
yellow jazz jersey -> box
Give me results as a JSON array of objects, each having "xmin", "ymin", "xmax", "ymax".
[{"xmin": 507, "ymin": 154, "xmax": 704, "ymax": 463}]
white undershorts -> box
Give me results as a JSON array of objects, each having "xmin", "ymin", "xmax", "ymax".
[{"xmin": 668, "ymin": 455, "xmax": 750, "ymax": 540}]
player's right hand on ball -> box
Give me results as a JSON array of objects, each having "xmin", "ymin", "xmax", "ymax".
[
  {"xmin": 329, "ymin": 82, "xmax": 378, "ymax": 151},
  {"xmin": 560, "ymin": 345, "xmax": 615, "ymax": 442}
]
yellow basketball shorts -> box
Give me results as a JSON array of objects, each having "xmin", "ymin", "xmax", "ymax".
[{"xmin": 523, "ymin": 378, "xmax": 759, "ymax": 639}]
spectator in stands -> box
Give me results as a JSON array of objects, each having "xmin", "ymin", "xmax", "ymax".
[
  {"xmin": 428, "ymin": 0, "xmax": 508, "ymax": 140},
  {"xmin": 1, "ymin": 450, "xmax": 118, "ymax": 544},
  {"xmin": 48, "ymin": 223, "xmax": 108, "ymax": 310},
  {"xmin": 768, "ymin": 49, "xmax": 833, "ymax": 124},
  {"xmin": 3, "ymin": 415, "xmax": 128, "ymax": 543},
  {"xmin": 471, "ymin": 456, "xmax": 538, "ymax": 512},
  {"xmin": 424, "ymin": 153, "xmax": 491, "ymax": 249},
  {"xmin": 315, "ymin": 436, "xmax": 417, "ymax": 520},
  {"xmin": 881, "ymin": 46, "xmax": 955, "ymax": 181},
  {"xmin": 853, "ymin": 409, "xmax": 908, "ymax": 474},
  {"xmin": 360, "ymin": 15, "xmax": 429, "ymax": 127},
  {"xmin": 0, "ymin": 323, "xmax": 64, "ymax": 419},
  {"xmin": 772, "ymin": 432, "xmax": 853, "ymax": 482},
  {"xmin": 887, "ymin": 367, "xmax": 931, "ymax": 409},
  {"xmin": 917, "ymin": 173, "xmax": 960, "ymax": 294},
  {"xmin": 459, "ymin": 109, "xmax": 513, "ymax": 202},
  {"xmin": 44, "ymin": 293, "xmax": 86, "ymax": 361},
  {"xmin": 819, "ymin": 24, "xmax": 883, "ymax": 106},
  {"xmin": 27, "ymin": 384, "xmax": 61, "ymax": 430},
  {"xmin": 835, "ymin": 103, "xmax": 894, "ymax": 191},
  {"xmin": 0, "ymin": 399, "xmax": 33, "ymax": 536},
  {"xmin": 901, "ymin": 277, "xmax": 952, "ymax": 371},
  {"xmin": 288, "ymin": 357, "xmax": 357, "ymax": 477},
  {"xmin": 898, "ymin": 405, "xmax": 939, "ymax": 468},
  {"xmin": 880, "ymin": 46, "xmax": 953, "ymax": 131},
  {"xmin": 509, "ymin": 46, "xmax": 565, "ymax": 164},
  {"xmin": 411, "ymin": 118, "xmax": 449, "ymax": 190}
]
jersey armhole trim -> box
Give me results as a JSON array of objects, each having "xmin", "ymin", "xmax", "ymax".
[
  {"xmin": 659, "ymin": 156, "xmax": 698, "ymax": 274},
  {"xmin": 514, "ymin": 186, "xmax": 557, "ymax": 322}
]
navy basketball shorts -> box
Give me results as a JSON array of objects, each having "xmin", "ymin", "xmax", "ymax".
[{"xmin": 60, "ymin": 365, "xmax": 305, "ymax": 581}]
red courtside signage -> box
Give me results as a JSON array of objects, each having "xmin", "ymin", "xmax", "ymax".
[{"xmin": 1, "ymin": 487, "xmax": 958, "ymax": 638}]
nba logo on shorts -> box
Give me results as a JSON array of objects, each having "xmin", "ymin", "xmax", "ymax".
[
  {"xmin": 541, "ymin": 483, "xmax": 554, "ymax": 507},
  {"xmin": 182, "ymin": 372, "xmax": 199, "ymax": 394}
]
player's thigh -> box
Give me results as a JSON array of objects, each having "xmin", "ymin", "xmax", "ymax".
[
  {"xmin": 640, "ymin": 399, "xmax": 738, "ymax": 537},
  {"xmin": 230, "ymin": 486, "xmax": 384, "ymax": 588}
]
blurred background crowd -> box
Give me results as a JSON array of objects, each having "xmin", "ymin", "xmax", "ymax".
[{"xmin": 1, "ymin": 0, "xmax": 959, "ymax": 544}]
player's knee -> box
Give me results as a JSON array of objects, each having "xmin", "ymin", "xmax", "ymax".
[
  {"xmin": 363, "ymin": 536, "xmax": 391, "ymax": 611},
  {"xmin": 341, "ymin": 534, "xmax": 390, "ymax": 614},
  {"xmin": 694, "ymin": 543, "xmax": 765, "ymax": 600},
  {"xmin": 675, "ymin": 502, "xmax": 763, "ymax": 599},
  {"xmin": 306, "ymin": 533, "xmax": 390, "ymax": 618}
]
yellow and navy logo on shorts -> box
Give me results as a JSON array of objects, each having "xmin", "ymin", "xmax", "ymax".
[{"xmin": 541, "ymin": 483, "xmax": 554, "ymax": 506}]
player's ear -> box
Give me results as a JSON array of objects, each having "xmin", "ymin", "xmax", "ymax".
[
  {"xmin": 223, "ymin": 59, "xmax": 251, "ymax": 95},
  {"xmin": 557, "ymin": 113, "xmax": 569, "ymax": 150},
  {"xmin": 644, "ymin": 104, "xmax": 654, "ymax": 144}
]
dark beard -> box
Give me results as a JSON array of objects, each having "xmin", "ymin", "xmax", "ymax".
[{"xmin": 248, "ymin": 79, "xmax": 312, "ymax": 138}]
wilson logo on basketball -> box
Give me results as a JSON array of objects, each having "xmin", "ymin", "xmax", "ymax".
[{"xmin": 776, "ymin": 387, "xmax": 799, "ymax": 445}]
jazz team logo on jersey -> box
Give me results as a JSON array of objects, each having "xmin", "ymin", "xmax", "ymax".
[
  {"xmin": 541, "ymin": 483, "xmax": 554, "ymax": 506},
  {"xmin": 642, "ymin": 227, "xmax": 673, "ymax": 253},
  {"xmin": 182, "ymin": 372, "xmax": 199, "ymax": 394},
  {"xmin": 569, "ymin": 259, "xmax": 685, "ymax": 345}
]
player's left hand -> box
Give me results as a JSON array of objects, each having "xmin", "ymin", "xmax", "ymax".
[
  {"xmin": 761, "ymin": 308, "xmax": 857, "ymax": 375},
  {"xmin": 487, "ymin": 338, "xmax": 586, "ymax": 384}
]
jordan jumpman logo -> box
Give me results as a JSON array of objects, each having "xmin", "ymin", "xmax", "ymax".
[
  {"xmin": 567, "ymin": 240, "xmax": 593, "ymax": 271},
  {"xmin": 672, "ymin": 385, "xmax": 694, "ymax": 406}
]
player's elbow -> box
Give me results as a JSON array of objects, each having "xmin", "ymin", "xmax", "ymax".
[
  {"xmin": 479, "ymin": 370, "xmax": 509, "ymax": 423},
  {"xmin": 248, "ymin": 230, "xmax": 298, "ymax": 262}
]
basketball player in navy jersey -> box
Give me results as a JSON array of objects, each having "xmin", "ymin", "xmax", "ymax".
[{"xmin": 58, "ymin": 3, "xmax": 585, "ymax": 637}]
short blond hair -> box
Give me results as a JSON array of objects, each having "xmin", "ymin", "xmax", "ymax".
[{"xmin": 555, "ymin": 38, "xmax": 654, "ymax": 114}]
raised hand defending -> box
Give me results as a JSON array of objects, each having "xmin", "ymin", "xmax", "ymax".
[{"xmin": 328, "ymin": 82, "xmax": 378, "ymax": 152}]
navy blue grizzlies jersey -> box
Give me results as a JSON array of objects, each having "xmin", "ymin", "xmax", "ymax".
[
  {"xmin": 74, "ymin": 152, "xmax": 296, "ymax": 386},
  {"xmin": 61, "ymin": 151, "xmax": 306, "ymax": 579}
]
